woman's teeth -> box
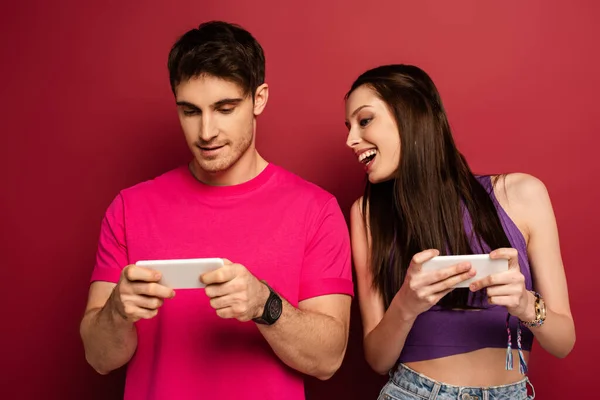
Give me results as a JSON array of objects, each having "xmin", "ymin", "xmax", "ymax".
[{"xmin": 359, "ymin": 149, "xmax": 377, "ymax": 164}]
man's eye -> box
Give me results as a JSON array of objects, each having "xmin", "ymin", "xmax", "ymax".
[{"xmin": 219, "ymin": 108, "xmax": 234, "ymax": 114}]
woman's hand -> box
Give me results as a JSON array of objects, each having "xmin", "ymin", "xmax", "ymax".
[
  {"xmin": 391, "ymin": 249, "xmax": 476, "ymax": 320},
  {"xmin": 469, "ymin": 248, "xmax": 535, "ymax": 321}
]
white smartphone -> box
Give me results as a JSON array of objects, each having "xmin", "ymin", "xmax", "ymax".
[
  {"xmin": 135, "ymin": 258, "xmax": 224, "ymax": 289},
  {"xmin": 421, "ymin": 254, "xmax": 508, "ymax": 288}
]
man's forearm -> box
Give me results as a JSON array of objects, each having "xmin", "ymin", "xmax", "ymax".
[
  {"xmin": 80, "ymin": 297, "xmax": 137, "ymax": 374},
  {"xmin": 256, "ymin": 299, "xmax": 348, "ymax": 380}
]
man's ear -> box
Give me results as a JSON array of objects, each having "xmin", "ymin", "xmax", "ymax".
[{"xmin": 253, "ymin": 83, "xmax": 269, "ymax": 116}]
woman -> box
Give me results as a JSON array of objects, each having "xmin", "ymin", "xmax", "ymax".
[{"xmin": 344, "ymin": 64, "xmax": 575, "ymax": 399}]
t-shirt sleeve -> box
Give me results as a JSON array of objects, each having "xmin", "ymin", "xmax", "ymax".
[
  {"xmin": 299, "ymin": 197, "xmax": 354, "ymax": 301},
  {"xmin": 90, "ymin": 194, "xmax": 128, "ymax": 284}
]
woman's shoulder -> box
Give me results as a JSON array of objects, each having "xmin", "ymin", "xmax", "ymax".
[
  {"xmin": 490, "ymin": 172, "xmax": 550, "ymax": 206},
  {"xmin": 490, "ymin": 173, "xmax": 552, "ymax": 241}
]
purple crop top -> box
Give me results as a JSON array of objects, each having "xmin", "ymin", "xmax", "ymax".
[{"xmin": 398, "ymin": 175, "xmax": 534, "ymax": 368}]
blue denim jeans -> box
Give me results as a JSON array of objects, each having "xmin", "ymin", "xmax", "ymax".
[{"xmin": 378, "ymin": 364, "xmax": 535, "ymax": 400}]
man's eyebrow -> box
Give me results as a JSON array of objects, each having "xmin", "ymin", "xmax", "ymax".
[
  {"xmin": 175, "ymin": 98, "xmax": 244, "ymax": 109},
  {"xmin": 213, "ymin": 98, "xmax": 243, "ymax": 107},
  {"xmin": 175, "ymin": 101, "xmax": 199, "ymax": 108}
]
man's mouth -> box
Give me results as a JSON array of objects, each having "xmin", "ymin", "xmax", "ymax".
[{"xmin": 197, "ymin": 144, "xmax": 224, "ymax": 150}]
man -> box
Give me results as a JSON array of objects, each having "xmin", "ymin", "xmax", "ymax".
[{"xmin": 79, "ymin": 20, "xmax": 353, "ymax": 400}]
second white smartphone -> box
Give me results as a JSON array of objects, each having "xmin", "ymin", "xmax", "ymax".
[
  {"xmin": 135, "ymin": 258, "xmax": 224, "ymax": 289},
  {"xmin": 420, "ymin": 254, "xmax": 508, "ymax": 288}
]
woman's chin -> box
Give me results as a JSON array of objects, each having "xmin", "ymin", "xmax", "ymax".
[
  {"xmin": 367, "ymin": 174, "xmax": 384, "ymax": 184},
  {"xmin": 367, "ymin": 171, "xmax": 394, "ymax": 184}
]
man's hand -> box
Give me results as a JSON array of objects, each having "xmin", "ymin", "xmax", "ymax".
[
  {"xmin": 110, "ymin": 265, "xmax": 176, "ymax": 323},
  {"xmin": 201, "ymin": 259, "xmax": 269, "ymax": 322}
]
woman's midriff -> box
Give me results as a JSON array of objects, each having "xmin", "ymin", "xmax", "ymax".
[{"xmin": 404, "ymin": 348, "xmax": 530, "ymax": 387}]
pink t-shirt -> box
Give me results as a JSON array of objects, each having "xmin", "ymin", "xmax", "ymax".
[{"xmin": 90, "ymin": 163, "xmax": 354, "ymax": 400}]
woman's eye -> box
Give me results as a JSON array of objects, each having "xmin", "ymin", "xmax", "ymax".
[{"xmin": 359, "ymin": 118, "xmax": 372, "ymax": 127}]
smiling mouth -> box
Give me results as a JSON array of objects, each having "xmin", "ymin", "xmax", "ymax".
[
  {"xmin": 358, "ymin": 149, "xmax": 377, "ymax": 165},
  {"xmin": 196, "ymin": 144, "xmax": 225, "ymax": 151}
]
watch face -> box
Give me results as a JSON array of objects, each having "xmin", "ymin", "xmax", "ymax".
[{"xmin": 268, "ymin": 297, "xmax": 282, "ymax": 319}]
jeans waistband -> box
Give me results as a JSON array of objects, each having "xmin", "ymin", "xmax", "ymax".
[{"xmin": 389, "ymin": 363, "xmax": 535, "ymax": 399}]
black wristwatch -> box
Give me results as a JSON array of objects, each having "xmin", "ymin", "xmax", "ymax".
[{"xmin": 253, "ymin": 280, "xmax": 282, "ymax": 325}]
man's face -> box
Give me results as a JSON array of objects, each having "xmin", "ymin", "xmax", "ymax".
[{"xmin": 175, "ymin": 75, "xmax": 266, "ymax": 175}]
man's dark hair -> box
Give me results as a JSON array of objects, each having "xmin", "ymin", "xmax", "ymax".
[{"xmin": 167, "ymin": 21, "xmax": 265, "ymax": 97}]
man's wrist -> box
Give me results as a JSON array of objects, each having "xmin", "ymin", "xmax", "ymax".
[
  {"xmin": 105, "ymin": 287, "xmax": 130, "ymax": 324},
  {"xmin": 254, "ymin": 280, "xmax": 271, "ymax": 320}
]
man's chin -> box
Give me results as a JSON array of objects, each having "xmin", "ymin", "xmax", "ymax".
[{"xmin": 195, "ymin": 159, "xmax": 231, "ymax": 174}]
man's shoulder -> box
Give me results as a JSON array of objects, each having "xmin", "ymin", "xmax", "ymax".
[
  {"xmin": 119, "ymin": 165, "xmax": 187, "ymax": 199},
  {"xmin": 271, "ymin": 164, "xmax": 337, "ymax": 207}
]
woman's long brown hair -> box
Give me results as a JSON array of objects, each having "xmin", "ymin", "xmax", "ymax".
[{"xmin": 347, "ymin": 65, "xmax": 511, "ymax": 309}]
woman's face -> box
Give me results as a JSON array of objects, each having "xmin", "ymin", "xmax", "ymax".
[{"xmin": 345, "ymin": 85, "xmax": 401, "ymax": 183}]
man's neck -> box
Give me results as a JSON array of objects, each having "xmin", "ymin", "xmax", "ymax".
[{"xmin": 189, "ymin": 150, "xmax": 268, "ymax": 187}]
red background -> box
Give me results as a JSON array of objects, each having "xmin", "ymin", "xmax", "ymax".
[{"xmin": 1, "ymin": 1, "xmax": 597, "ymax": 398}]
